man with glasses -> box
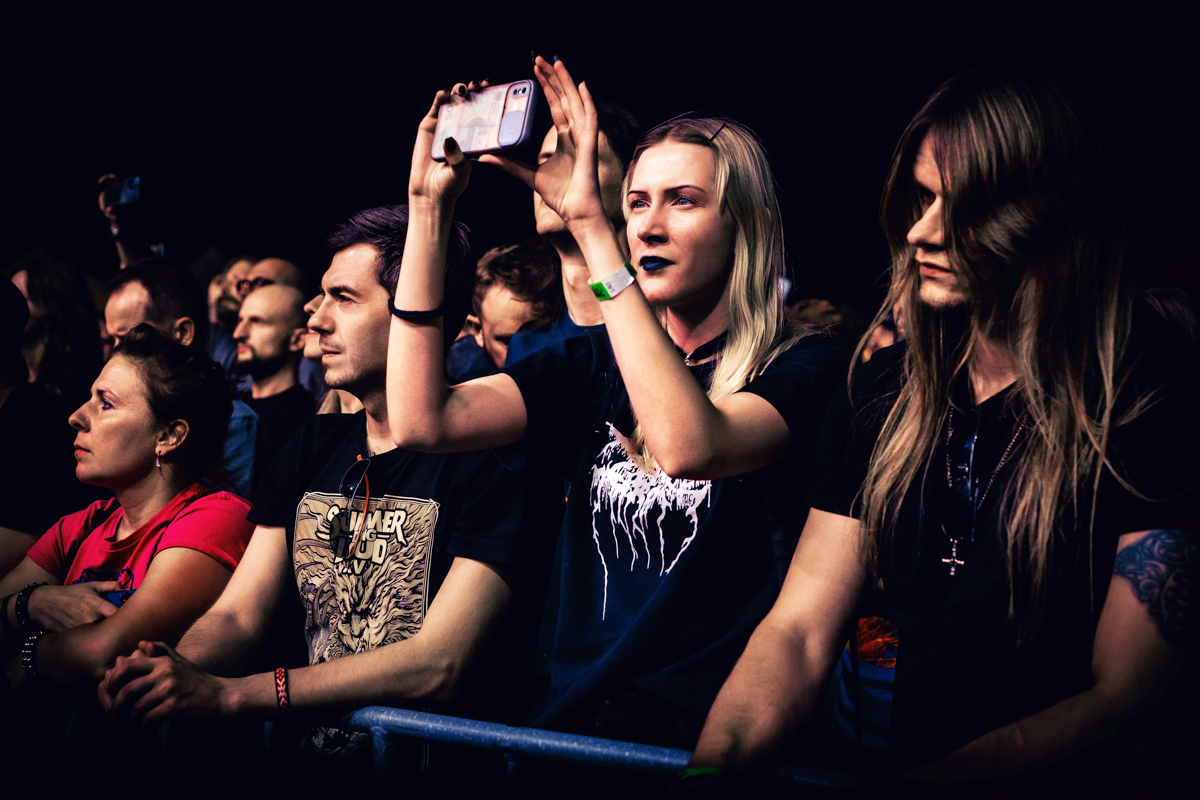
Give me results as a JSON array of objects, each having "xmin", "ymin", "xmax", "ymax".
[
  {"xmin": 238, "ymin": 257, "xmax": 306, "ymax": 299},
  {"xmin": 99, "ymin": 206, "xmax": 541, "ymax": 765}
]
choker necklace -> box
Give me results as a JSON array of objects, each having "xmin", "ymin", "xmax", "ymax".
[
  {"xmin": 681, "ymin": 331, "xmax": 729, "ymax": 366},
  {"xmin": 940, "ymin": 406, "xmax": 1025, "ymax": 576}
]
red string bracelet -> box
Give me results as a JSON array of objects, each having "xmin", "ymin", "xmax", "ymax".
[{"xmin": 275, "ymin": 667, "xmax": 289, "ymax": 714}]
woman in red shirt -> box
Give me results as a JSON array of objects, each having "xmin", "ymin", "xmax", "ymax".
[{"xmin": 0, "ymin": 324, "xmax": 254, "ymax": 686}]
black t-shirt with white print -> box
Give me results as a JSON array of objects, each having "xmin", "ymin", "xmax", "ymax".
[
  {"xmin": 247, "ymin": 410, "xmax": 528, "ymax": 745},
  {"xmin": 807, "ymin": 308, "xmax": 1200, "ymax": 768},
  {"xmin": 505, "ymin": 328, "xmax": 850, "ymax": 746}
]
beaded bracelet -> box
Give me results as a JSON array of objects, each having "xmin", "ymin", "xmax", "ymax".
[
  {"xmin": 275, "ymin": 667, "xmax": 290, "ymax": 714},
  {"xmin": 21, "ymin": 628, "xmax": 48, "ymax": 677},
  {"xmin": 14, "ymin": 583, "xmax": 46, "ymax": 633},
  {"xmin": 0, "ymin": 594, "xmax": 14, "ymax": 639}
]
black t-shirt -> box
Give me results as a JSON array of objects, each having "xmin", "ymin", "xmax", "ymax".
[
  {"xmin": 808, "ymin": 315, "xmax": 1200, "ymax": 767},
  {"xmin": 243, "ymin": 383, "xmax": 316, "ymax": 491},
  {"xmin": 247, "ymin": 411, "xmax": 529, "ymax": 722},
  {"xmin": 505, "ymin": 329, "xmax": 850, "ymax": 744}
]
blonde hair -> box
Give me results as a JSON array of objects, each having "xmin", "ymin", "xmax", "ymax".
[
  {"xmin": 856, "ymin": 63, "xmax": 1139, "ymax": 630},
  {"xmin": 620, "ymin": 117, "xmax": 803, "ymax": 472}
]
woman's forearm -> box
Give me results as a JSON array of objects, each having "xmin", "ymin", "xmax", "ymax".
[
  {"xmin": 571, "ymin": 222, "xmax": 733, "ymax": 477},
  {"xmin": 35, "ymin": 625, "xmax": 123, "ymax": 683},
  {"xmin": 690, "ymin": 617, "xmax": 828, "ymax": 770}
]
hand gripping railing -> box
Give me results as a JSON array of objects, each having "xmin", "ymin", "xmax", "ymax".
[{"xmin": 344, "ymin": 705, "xmax": 869, "ymax": 789}]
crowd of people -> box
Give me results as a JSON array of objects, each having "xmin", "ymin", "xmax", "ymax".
[{"xmin": 0, "ymin": 56, "xmax": 1195, "ymax": 795}]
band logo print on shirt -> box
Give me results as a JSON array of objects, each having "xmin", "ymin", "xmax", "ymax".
[
  {"xmin": 292, "ymin": 491, "xmax": 439, "ymax": 664},
  {"xmin": 589, "ymin": 428, "xmax": 713, "ymax": 620}
]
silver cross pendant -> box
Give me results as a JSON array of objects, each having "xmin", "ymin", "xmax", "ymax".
[{"xmin": 941, "ymin": 538, "xmax": 965, "ymax": 576}]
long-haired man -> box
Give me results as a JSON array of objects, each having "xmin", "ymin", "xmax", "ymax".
[{"xmin": 688, "ymin": 62, "xmax": 1198, "ymax": 789}]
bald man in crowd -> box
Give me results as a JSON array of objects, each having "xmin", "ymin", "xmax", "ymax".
[
  {"xmin": 227, "ymin": 257, "xmax": 326, "ymax": 402},
  {"xmin": 234, "ymin": 284, "xmax": 315, "ymax": 479}
]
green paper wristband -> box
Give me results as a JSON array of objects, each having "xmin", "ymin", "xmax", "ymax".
[{"xmin": 589, "ymin": 262, "xmax": 637, "ymax": 301}]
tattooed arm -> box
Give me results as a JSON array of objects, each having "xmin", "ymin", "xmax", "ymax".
[{"xmin": 917, "ymin": 528, "xmax": 1196, "ymax": 779}]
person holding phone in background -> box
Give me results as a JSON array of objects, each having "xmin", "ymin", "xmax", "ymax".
[{"xmin": 385, "ymin": 58, "xmax": 849, "ymax": 755}]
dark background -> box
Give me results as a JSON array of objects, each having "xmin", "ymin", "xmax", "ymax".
[{"xmin": 4, "ymin": 10, "xmax": 1197, "ymax": 317}]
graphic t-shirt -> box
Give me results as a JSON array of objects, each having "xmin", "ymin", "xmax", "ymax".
[
  {"xmin": 247, "ymin": 411, "xmax": 529, "ymax": 725},
  {"xmin": 27, "ymin": 484, "xmax": 253, "ymax": 605},
  {"xmin": 807, "ymin": 310, "xmax": 1200, "ymax": 768},
  {"xmin": 505, "ymin": 329, "xmax": 850, "ymax": 744}
]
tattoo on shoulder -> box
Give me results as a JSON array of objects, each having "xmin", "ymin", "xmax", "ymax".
[{"xmin": 1112, "ymin": 529, "xmax": 1196, "ymax": 648}]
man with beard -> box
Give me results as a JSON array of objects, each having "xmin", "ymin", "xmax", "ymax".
[{"xmin": 233, "ymin": 284, "xmax": 315, "ymax": 479}]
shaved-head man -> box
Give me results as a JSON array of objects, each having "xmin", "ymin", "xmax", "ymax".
[{"xmin": 234, "ymin": 284, "xmax": 315, "ymax": 475}]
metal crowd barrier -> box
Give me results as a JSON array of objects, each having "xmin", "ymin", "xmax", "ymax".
[{"xmin": 344, "ymin": 705, "xmax": 869, "ymax": 789}]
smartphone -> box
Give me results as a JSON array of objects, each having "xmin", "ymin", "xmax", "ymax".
[
  {"xmin": 431, "ymin": 80, "xmax": 539, "ymax": 161},
  {"xmin": 101, "ymin": 175, "xmax": 141, "ymax": 206}
]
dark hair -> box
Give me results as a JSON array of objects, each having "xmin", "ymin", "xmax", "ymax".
[
  {"xmin": 108, "ymin": 259, "xmax": 209, "ymax": 349},
  {"xmin": 114, "ymin": 323, "xmax": 233, "ymax": 487},
  {"xmin": 325, "ymin": 205, "xmax": 472, "ymax": 350},
  {"xmin": 594, "ymin": 102, "xmax": 642, "ymax": 170},
  {"xmin": 471, "ymin": 238, "xmax": 563, "ymax": 330},
  {"xmin": 4, "ymin": 255, "xmax": 103, "ymax": 406}
]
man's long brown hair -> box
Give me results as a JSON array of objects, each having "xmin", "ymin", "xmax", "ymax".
[{"xmin": 856, "ymin": 63, "xmax": 1140, "ymax": 627}]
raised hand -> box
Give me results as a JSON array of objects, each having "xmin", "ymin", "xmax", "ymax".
[
  {"xmin": 408, "ymin": 82, "xmax": 484, "ymax": 209},
  {"xmin": 482, "ymin": 56, "xmax": 608, "ymax": 231},
  {"xmin": 27, "ymin": 581, "xmax": 122, "ymax": 633}
]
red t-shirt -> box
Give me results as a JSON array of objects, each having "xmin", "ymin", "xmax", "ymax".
[{"xmin": 27, "ymin": 484, "xmax": 254, "ymax": 604}]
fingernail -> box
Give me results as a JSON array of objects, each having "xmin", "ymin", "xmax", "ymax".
[
  {"xmin": 553, "ymin": 55, "xmax": 560, "ymax": 63},
  {"xmin": 445, "ymin": 137, "xmax": 457, "ymax": 149}
]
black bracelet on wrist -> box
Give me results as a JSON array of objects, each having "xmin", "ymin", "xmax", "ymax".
[
  {"xmin": 387, "ymin": 297, "xmax": 444, "ymax": 320},
  {"xmin": 21, "ymin": 628, "xmax": 48, "ymax": 677},
  {"xmin": 0, "ymin": 594, "xmax": 14, "ymax": 639},
  {"xmin": 14, "ymin": 583, "xmax": 47, "ymax": 633}
]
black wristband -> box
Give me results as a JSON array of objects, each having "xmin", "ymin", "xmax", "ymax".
[
  {"xmin": 387, "ymin": 297, "xmax": 444, "ymax": 321},
  {"xmin": 14, "ymin": 583, "xmax": 46, "ymax": 633},
  {"xmin": 0, "ymin": 594, "xmax": 14, "ymax": 639},
  {"xmin": 21, "ymin": 628, "xmax": 47, "ymax": 677}
]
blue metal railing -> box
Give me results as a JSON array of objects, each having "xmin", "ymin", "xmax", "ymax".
[{"xmin": 344, "ymin": 706, "xmax": 869, "ymax": 789}]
